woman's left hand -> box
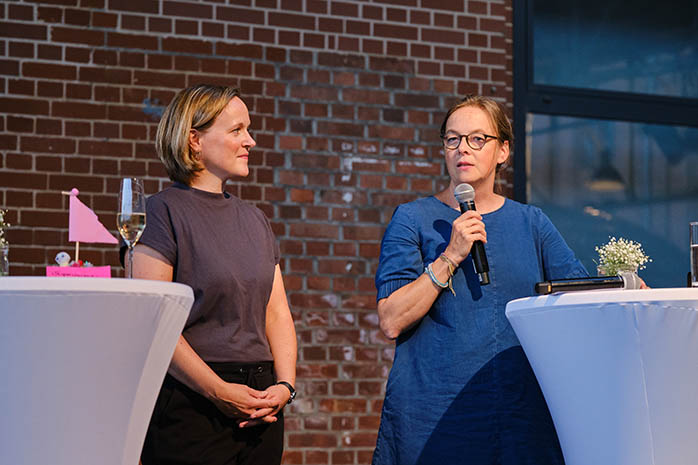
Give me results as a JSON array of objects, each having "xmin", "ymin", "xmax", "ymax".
[{"xmin": 237, "ymin": 384, "xmax": 290, "ymax": 428}]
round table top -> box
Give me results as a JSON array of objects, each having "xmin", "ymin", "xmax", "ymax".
[
  {"xmin": 0, "ymin": 276, "xmax": 193, "ymax": 299},
  {"xmin": 507, "ymin": 287, "xmax": 698, "ymax": 313}
]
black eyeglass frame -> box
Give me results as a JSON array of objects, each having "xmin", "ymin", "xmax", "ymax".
[{"xmin": 441, "ymin": 132, "xmax": 500, "ymax": 150}]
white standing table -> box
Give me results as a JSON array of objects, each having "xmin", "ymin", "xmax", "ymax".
[
  {"xmin": 506, "ymin": 288, "xmax": 698, "ymax": 465},
  {"xmin": 0, "ymin": 277, "xmax": 193, "ymax": 465}
]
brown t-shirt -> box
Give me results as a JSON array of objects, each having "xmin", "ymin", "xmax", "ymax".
[{"xmin": 140, "ymin": 183, "xmax": 279, "ymax": 362}]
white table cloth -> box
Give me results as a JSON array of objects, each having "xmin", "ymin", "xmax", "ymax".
[
  {"xmin": 506, "ymin": 288, "xmax": 698, "ymax": 465},
  {"xmin": 0, "ymin": 277, "xmax": 193, "ymax": 465}
]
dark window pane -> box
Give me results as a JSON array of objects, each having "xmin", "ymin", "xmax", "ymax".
[
  {"xmin": 527, "ymin": 113, "xmax": 698, "ymax": 287},
  {"xmin": 533, "ymin": 0, "xmax": 698, "ymax": 98}
]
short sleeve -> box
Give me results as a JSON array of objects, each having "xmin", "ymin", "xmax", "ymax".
[
  {"xmin": 534, "ymin": 207, "xmax": 588, "ymax": 280},
  {"xmin": 138, "ymin": 194, "xmax": 177, "ymax": 266},
  {"xmin": 375, "ymin": 204, "xmax": 424, "ymax": 301}
]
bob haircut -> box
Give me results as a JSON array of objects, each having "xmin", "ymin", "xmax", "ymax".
[
  {"xmin": 439, "ymin": 94, "xmax": 514, "ymax": 173},
  {"xmin": 156, "ymin": 84, "xmax": 241, "ymax": 185}
]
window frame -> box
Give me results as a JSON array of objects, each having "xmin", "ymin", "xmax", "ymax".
[{"xmin": 512, "ymin": 0, "xmax": 698, "ymax": 202}]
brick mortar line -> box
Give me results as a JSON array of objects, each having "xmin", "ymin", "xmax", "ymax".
[
  {"xmin": 4, "ymin": 51, "xmax": 508, "ymax": 72},
  {"xmin": 4, "ymin": 52, "xmax": 509, "ymax": 83},
  {"xmin": 2, "ymin": 21, "xmax": 510, "ymax": 53},
  {"xmin": 1, "ymin": 21, "xmax": 510, "ymax": 39}
]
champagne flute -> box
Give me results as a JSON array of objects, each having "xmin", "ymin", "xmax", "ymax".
[{"xmin": 117, "ymin": 178, "xmax": 146, "ymax": 278}]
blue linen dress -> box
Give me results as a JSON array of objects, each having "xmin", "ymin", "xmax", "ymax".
[{"xmin": 372, "ymin": 197, "xmax": 587, "ymax": 465}]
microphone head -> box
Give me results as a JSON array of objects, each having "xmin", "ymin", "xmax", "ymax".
[{"xmin": 454, "ymin": 183, "xmax": 475, "ymax": 203}]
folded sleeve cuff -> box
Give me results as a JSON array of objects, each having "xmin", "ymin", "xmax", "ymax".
[{"xmin": 377, "ymin": 278, "xmax": 414, "ymax": 302}]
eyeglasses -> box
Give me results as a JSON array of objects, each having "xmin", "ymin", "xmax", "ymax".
[{"xmin": 441, "ymin": 132, "xmax": 499, "ymax": 151}]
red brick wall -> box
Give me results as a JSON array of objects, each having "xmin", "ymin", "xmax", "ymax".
[{"xmin": 0, "ymin": 0, "xmax": 513, "ymax": 463}]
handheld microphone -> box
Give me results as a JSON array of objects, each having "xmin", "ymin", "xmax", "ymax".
[
  {"xmin": 534, "ymin": 273, "xmax": 642, "ymax": 295},
  {"xmin": 453, "ymin": 183, "xmax": 490, "ymax": 285}
]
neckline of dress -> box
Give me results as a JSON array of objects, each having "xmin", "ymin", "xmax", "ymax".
[{"xmin": 429, "ymin": 195, "xmax": 509, "ymax": 217}]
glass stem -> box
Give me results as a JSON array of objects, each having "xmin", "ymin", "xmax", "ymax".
[{"xmin": 128, "ymin": 245, "xmax": 134, "ymax": 279}]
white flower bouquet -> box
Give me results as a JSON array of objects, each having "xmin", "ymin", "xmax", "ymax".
[{"xmin": 595, "ymin": 236, "xmax": 651, "ymax": 276}]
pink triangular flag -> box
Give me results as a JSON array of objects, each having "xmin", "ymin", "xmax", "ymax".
[{"xmin": 68, "ymin": 188, "xmax": 118, "ymax": 244}]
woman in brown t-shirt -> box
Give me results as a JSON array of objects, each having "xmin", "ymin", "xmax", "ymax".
[{"xmin": 130, "ymin": 84, "xmax": 297, "ymax": 465}]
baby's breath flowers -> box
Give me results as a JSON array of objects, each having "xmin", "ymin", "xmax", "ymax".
[
  {"xmin": 595, "ymin": 236, "xmax": 651, "ymax": 276},
  {"xmin": 0, "ymin": 209, "xmax": 9, "ymax": 248}
]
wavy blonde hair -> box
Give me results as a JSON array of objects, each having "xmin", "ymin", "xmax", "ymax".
[
  {"xmin": 156, "ymin": 84, "xmax": 240, "ymax": 185},
  {"xmin": 439, "ymin": 94, "xmax": 513, "ymax": 173}
]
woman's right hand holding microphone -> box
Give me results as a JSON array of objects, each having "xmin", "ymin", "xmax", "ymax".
[{"xmin": 443, "ymin": 210, "xmax": 487, "ymax": 265}]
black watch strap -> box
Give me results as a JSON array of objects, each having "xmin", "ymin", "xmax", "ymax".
[{"xmin": 276, "ymin": 381, "xmax": 296, "ymax": 404}]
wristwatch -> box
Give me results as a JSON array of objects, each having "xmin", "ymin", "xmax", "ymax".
[{"xmin": 276, "ymin": 381, "xmax": 296, "ymax": 404}]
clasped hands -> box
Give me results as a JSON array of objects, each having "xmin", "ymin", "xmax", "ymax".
[{"xmin": 210, "ymin": 382, "xmax": 290, "ymax": 428}]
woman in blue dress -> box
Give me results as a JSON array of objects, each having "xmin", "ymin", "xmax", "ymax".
[{"xmin": 372, "ymin": 95, "xmax": 588, "ymax": 465}]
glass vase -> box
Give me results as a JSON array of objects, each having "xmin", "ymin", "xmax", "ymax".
[
  {"xmin": 597, "ymin": 264, "xmax": 637, "ymax": 276},
  {"xmin": 617, "ymin": 268, "xmax": 641, "ymax": 289},
  {"xmin": 598, "ymin": 264, "xmax": 640, "ymax": 289},
  {"xmin": 0, "ymin": 245, "xmax": 8, "ymax": 277}
]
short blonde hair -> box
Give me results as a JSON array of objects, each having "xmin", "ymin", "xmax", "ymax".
[
  {"xmin": 156, "ymin": 84, "xmax": 240, "ymax": 185},
  {"xmin": 440, "ymin": 95, "xmax": 513, "ymax": 172}
]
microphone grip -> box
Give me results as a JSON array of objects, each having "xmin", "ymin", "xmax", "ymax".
[
  {"xmin": 458, "ymin": 200, "xmax": 490, "ymax": 285},
  {"xmin": 471, "ymin": 241, "xmax": 490, "ymax": 285}
]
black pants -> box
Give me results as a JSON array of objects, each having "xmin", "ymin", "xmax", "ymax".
[{"xmin": 141, "ymin": 361, "xmax": 284, "ymax": 465}]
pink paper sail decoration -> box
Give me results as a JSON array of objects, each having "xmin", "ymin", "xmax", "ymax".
[
  {"xmin": 68, "ymin": 188, "xmax": 119, "ymax": 245},
  {"xmin": 46, "ymin": 188, "xmax": 117, "ymax": 278}
]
